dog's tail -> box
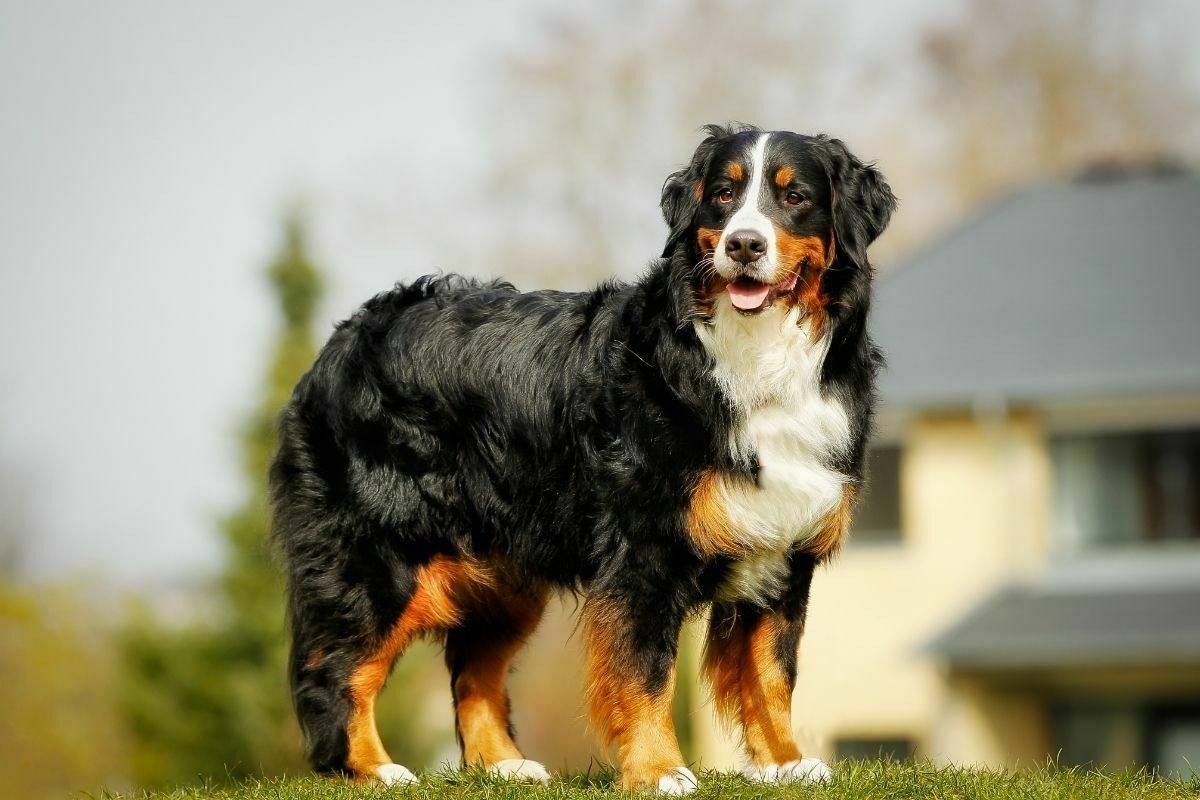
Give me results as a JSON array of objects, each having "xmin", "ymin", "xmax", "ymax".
[
  {"xmin": 270, "ymin": 403, "xmax": 359, "ymax": 774},
  {"xmin": 285, "ymin": 596, "xmax": 354, "ymax": 774}
]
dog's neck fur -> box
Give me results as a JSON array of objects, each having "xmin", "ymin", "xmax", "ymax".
[{"xmin": 687, "ymin": 286, "xmax": 852, "ymax": 603}]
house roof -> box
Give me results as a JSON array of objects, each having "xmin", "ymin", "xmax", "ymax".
[
  {"xmin": 928, "ymin": 551, "xmax": 1200, "ymax": 670},
  {"xmin": 871, "ymin": 167, "xmax": 1200, "ymax": 411}
]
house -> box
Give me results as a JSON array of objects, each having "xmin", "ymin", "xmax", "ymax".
[{"xmin": 692, "ymin": 163, "xmax": 1200, "ymax": 776}]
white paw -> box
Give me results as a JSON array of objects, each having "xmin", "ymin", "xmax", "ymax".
[
  {"xmin": 744, "ymin": 757, "xmax": 831, "ymax": 784},
  {"xmin": 488, "ymin": 758, "xmax": 552, "ymax": 783},
  {"xmin": 374, "ymin": 762, "xmax": 419, "ymax": 786},
  {"xmin": 657, "ymin": 766, "xmax": 699, "ymax": 795}
]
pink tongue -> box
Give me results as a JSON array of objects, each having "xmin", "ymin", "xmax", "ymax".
[{"xmin": 728, "ymin": 279, "xmax": 772, "ymax": 310}]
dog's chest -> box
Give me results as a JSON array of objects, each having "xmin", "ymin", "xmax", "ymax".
[{"xmin": 695, "ymin": 304, "xmax": 851, "ymax": 604}]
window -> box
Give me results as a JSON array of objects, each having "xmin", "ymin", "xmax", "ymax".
[
  {"xmin": 1051, "ymin": 702, "xmax": 1142, "ymax": 770},
  {"xmin": 852, "ymin": 445, "xmax": 903, "ymax": 544},
  {"xmin": 1053, "ymin": 701, "xmax": 1200, "ymax": 777},
  {"xmin": 834, "ymin": 736, "xmax": 916, "ymax": 761},
  {"xmin": 1148, "ymin": 706, "xmax": 1200, "ymax": 780},
  {"xmin": 1052, "ymin": 429, "xmax": 1200, "ymax": 550}
]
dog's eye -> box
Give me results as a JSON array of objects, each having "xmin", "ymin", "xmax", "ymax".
[
  {"xmin": 785, "ymin": 191, "xmax": 806, "ymax": 206},
  {"xmin": 716, "ymin": 188, "xmax": 734, "ymax": 204}
]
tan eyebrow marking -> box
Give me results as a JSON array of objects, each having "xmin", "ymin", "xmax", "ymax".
[
  {"xmin": 774, "ymin": 166, "xmax": 795, "ymax": 188},
  {"xmin": 727, "ymin": 162, "xmax": 744, "ymax": 182}
]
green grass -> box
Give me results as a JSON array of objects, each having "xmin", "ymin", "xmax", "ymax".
[{"xmin": 91, "ymin": 761, "xmax": 1199, "ymax": 800}]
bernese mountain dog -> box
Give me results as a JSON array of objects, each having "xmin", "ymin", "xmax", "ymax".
[{"xmin": 270, "ymin": 123, "xmax": 896, "ymax": 794}]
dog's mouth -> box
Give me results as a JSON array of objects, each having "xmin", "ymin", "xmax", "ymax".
[{"xmin": 726, "ymin": 271, "xmax": 800, "ymax": 313}]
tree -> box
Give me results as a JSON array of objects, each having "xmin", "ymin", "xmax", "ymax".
[
  {"xmin": 921, "ymin": 0, "xmax": 1200, "ymax": 206},
  {"xmin": 120, "ymin": 213, "xmax": 451, "ymax": 788},
  {"xmin": 119, "ymin": 215, "xmax": 321, "ymax": 786}
]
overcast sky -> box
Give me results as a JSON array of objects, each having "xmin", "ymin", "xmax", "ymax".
[
  {"xmin": 2, "ymin": 0, "xmax": 1196, "ymax": 589},
  {"xmin": 0, "ymin": 0, "xmax": 552, "ymax": 587}
]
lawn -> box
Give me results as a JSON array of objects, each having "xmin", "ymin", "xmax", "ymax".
[{"xmin": 93, "ymin": 761, "xmax": 1199, "ymax": 800}]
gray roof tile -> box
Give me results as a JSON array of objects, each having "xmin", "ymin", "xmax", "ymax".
[
  {"xmin": 928, "ymin": 583, "xmax": 1200, "ymax": 669},
  {"xmin": 871, "ymin": 171, "xmax": 1200, "ymax": 410}
]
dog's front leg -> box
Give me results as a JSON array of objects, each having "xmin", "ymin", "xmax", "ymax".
[
  {"xmin": 582, "ymin": 591, "xmax": 696, "ymax": 795},
  {"xmin": 702, "ymin": 552, "xmax": 832, "ymax": 784}
]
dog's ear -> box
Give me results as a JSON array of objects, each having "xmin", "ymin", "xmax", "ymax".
[
  {"xmin": 660, "ymin": 125, "xmax": 728, "ymax": 258},
  {"xmin": 821, "ymin": 137, "xmax": 897, "ymax": 268}
]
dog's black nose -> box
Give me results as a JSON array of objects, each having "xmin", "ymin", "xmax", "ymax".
[{"xmin": 725, "ymin": 229, "xmax": 767, "ymax": 263}]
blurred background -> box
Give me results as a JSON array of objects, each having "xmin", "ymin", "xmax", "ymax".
[{"xmin": 2, "ymin": 0, "xmax": 1199, "ymax": 796}]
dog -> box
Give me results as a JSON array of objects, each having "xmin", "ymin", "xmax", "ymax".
[{"xmin": 269, "ymin": 123, "xmax": 895, "ymax": 794}]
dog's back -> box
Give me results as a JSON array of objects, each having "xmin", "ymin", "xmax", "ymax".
[{"xmin": 272, "ymin": 272, "xmax": 634, "ymax": 569}]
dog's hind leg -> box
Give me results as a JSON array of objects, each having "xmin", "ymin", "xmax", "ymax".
[
  {"xmin": 292, "ymin": 554, "xmax": 492, "ymax": 785},
  {"xmin": 444, "ymin": 580, "xmax": 550, "ymax": 782}
]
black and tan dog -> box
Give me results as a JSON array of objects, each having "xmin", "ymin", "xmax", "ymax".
[{"xmin": 270, "ymin": 123, "xmax": 895, "ymax": 794}]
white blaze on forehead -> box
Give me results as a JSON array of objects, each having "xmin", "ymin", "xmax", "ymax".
[
  {"xmin": 729, "ymin": 133, "xmax": 771, "ymax": 229},
  {"xmin": 716, "ymin": 133, "xmax": 777, "ymax": 278}
]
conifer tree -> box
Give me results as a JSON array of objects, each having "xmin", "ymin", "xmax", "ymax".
[
  {"xmin": 120, "ymin": 214, "xmax": 445, "ymax": 788},
  {"xmin": 120, "ymin": 215, "xmax": 321, "ymax": 786}
]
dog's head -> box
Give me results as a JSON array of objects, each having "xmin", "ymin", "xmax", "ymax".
[{"xmin": 661, "ymin": 124, "xmax": 896, "ymax": 322}]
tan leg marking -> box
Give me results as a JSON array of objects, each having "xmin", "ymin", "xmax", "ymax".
[
  {"xmin": 583, "ymin": 597, "xmax": 686, "ymax": 792},
  {"xmin": 345, "ymin": 555, "xmax": 493, "ymax": 777},
  {"xmin": 703, "ymin": 609, "xmax": 801, "ymax": 766},
  {"xmin": 449, "ymin": 585, "xmax": 548, "ymax": 767}
]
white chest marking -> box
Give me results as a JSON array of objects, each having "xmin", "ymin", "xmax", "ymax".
[{"xmin": 694, "ymin": 300, "xmax": 851, "ymax": 604}]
